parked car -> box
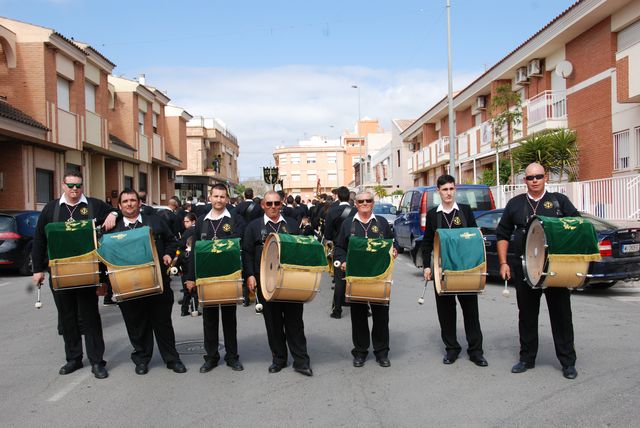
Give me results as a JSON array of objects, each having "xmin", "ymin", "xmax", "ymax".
[
  {"xmin": 373, "ymin": 203, "xmax": 397, "ymax": 230},
  {"xmin": 393, "ymin": 184, "xmax": 495, "ymax": 267},
  {"xmin": 476, "ymin": 209, "xmax": 640, "ymax": 288},
  {"xmin": 0, "ymin": 210, "xmax": 40, "ymax": 275}
]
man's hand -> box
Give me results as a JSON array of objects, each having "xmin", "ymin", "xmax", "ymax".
[
  {"xmin": 185, "ymin": 280, "xmax": 196, "ymax": 291},
  {"xmin": 32, "ymin": 272, "xmax": 44, "ymax": 286},
  {"xmin": 392, "ymin": 247, "xmax": 398, "ymax": 259},
  {"xmin": 101, "ymin": 213, "xmax": 116, "ymax": 231},
  {"xmin": 247, "ymin": 276, "xmax": 257, "ymax": 292},
  {"xmin": 162, "ymin": 255, "xmax": 172, "ymax": 266},
  {"xmin": 340, "ymin": 262, "xmax": 346, "ymax": 272},
  {"xmin": 423, "ymin": 267, "xmax": 432, "ymax": 281},
  {"xmin": 500, "ymin": 263, "xmax": 511, "ymax": 281}
]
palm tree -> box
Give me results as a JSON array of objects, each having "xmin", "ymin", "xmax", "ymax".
[
  {"xmin": 548, "ymin": 128, "xmax": 578, "ymax": 182},
  {"xmin": 512, "ymin": 132, "xmax": 554, "ymax": 172}
]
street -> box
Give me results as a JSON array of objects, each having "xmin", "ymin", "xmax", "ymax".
[{"xmin": 0, "ymin": 255, "xmax": 639, "ymax": 428}]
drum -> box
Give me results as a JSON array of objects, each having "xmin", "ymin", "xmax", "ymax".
[
  {"xmin": 97, "ymin": 226, "xmax": 163, "ymax": 302},
  {"xmin": 260, "ymin": 233, "xmax": 327, "ymax": 303},
  {"xmin": 345, "ymin": 236, "xmax": 394, "ymax": 305},
  {"xmin": 324, "ymin": 240, "xmax": 334, "ymax": 278},
  {"xmin": 195, "ymin": 238, "xmax": 243, "ymax": 306},
  {"xmin": 523, "ymin": 216, "xmax": 601, "ymax": 289},
  {"xmin": 433, "ymin": 227, "xmax": 487, "ymax": 295},
  {"xmin": 46, "ymin": 220, "xmax": 100, "ymax": 290}
]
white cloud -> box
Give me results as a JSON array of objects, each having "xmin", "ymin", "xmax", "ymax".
[{"xmin": 149, "ymin": 65, "xmax": 480, "ymax": 179}]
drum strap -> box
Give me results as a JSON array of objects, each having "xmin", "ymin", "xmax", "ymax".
[
  {"xmin": 522, "ymin": 193, "xmax": 563, "ymax": 222},
  {"xmin": 200, "ymin": 219, "xmax": 210, "ymax": 240},
  {"xmin": 53, "ymin": 198, "xmax": 93, "ymax": 222},
  {"xmin": 339, "ymin": 205, "xmax": 352, "ymax": 221},
  {"xmin": 246, "ymin": 202, "xmax": 256, "ymax": 216}
]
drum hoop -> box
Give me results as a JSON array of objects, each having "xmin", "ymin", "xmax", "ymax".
[{"xmin": 523, "ymin": 217, "xmax": 549, "ymax": 288}]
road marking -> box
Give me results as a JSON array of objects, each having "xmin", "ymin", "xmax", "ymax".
[
  {"xmin": 0, "ymin": 282, "xmax": 10, "ymax": 287},
  {"xmin": 610, "ymin": 296, "xmax": 640, "ymax": 303},
  {"xmin": 46, "ymin": 372, "xmax": 91, "ymax": 402}
]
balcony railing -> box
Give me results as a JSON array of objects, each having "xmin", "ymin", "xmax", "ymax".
[
  {"xmin": 527, "ymin": 90, "xmax": 567, "ymax": 133},
  {"xmin": 57, "ymin": 108, "xmax": 77, "ymax": 149}
]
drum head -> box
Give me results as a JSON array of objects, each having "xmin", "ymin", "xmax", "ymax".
[
  {"xmin": 259, "ymin": 234, "xmax": 281, "ymax": 301},
  {"xmin": 524, "ymin": 218, "xmax": 547, "ymax": 288}
]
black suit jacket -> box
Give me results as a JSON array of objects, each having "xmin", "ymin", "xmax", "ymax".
[
  {"xmin": 242, "ymin": 216, "xmax": 299, "ymax": 281},
  {"xmin": 323, "ymin": 203, "xmax": 356, "ymax": 241}
]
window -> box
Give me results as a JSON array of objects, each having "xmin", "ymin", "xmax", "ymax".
[
  {"xmin": 36, "ymin": 169, "xmax": 53, "ymax": 203},
  {"xmin": 351, "ymin": 156, "xmax": 363, "ymax": 167},
  {"xmin": 279, "ymin": 154, "xmax": 287, "ymax": 165},
  {"xmin": 124, "ymin": 176, "xmax": 134, "ymax": 189},
  {"xmin": 307, "ymin": 173, "xmax": 317, "ymax": 183},
  {"xmin": 85, "ymin": 82, "xmax": 96, "ymax": 113},
  {"xmin": 399, "ymin": 191, "xmax": 412, "ymax": 213},
  {"xmin": 635, "ymin": 127, "xmax": 640, "ymax": 168},
  {"xmin": 291, "ymin": 174, "xmax": 300, "ymax": 182},
  {"xmin": 474, "ymin": 113, "xmax": 482, "ymax": 127},
  {"xmin": 139, "ymin": 172, "xmax": 148, "ymax": 193},
  {"xmin": 153, "ymin": 113, "xmax": 159, "ymax": 134},
  {"xmin": 614, "ymin": 130, "xmax": 630, "ymax": 170},
  {"xmin": 138, "ymin": 111, "xmax": 145, "ymax": 134},
  {"xmin": 290, "ymin": 154, "xmax": 300, "ymax": 165},
  {"xmin": 397, "ymin": 150, "xmax": 401, "ymax": 167},
  {"xmin": 57, "ymin": 77, "xmax": 70, "ymax": 111},
  {"xmin": 328, "ymin": 173, "xmax": 337, "ymax": 182},
  {"xmin": 327, "ymin": 152, "xmax": 337, "ymax": 164},
  {"xmin": 306, "ymin": 153, "xmax": 316, "ymax": 164}
]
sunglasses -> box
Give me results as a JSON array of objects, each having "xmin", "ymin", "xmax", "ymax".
[
  {"xmin": 265, "ymin": 201, "xmax": 282, "ymax": 207},
  {"xmin": 64, "ymin": 183, "xmax": 83, "ymax": 189},
  {"xmin": 525, "ymin": 174, "xmax": 545, "ymax": 181},
  {"xmin": 357, "ymin": 199, "xmax": 374, "ymax": 204}
]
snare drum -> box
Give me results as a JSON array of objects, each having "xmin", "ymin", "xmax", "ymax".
[
  {"xmin": 195, "ymin": 238, "xmax": 243, "ymax": 306},
  {"xmin": 260, "ymin": 233, "xmax": 327, "ymax": 303},
  {"xmin": 97, "ymin": 227, "xmax": 163, "ymax": 302},
  {"xmin": 345, "ymin": 236, "xmax": 394, "ymax": 305},
  {"xmin": 46, "ymin": 220, "xmax": 100, "ymax": 290},
  {"xmin": 523, "ymin": 216, "xmax": 601, "ymax": 289},
  {"xmin": 433, "ymin": 228, "xmax": 487, "ymax": 295}
]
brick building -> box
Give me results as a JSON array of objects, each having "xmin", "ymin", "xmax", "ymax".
[{"xmin": 402, "ymin": 0, "xmax": 640, "ymax": 185}]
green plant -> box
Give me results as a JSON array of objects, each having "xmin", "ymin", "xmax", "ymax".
[
  {"xmin": 392, "ymin": 189, "xmax": 404, "ymax": 196},
  {"xmin": 490, "ymin": 84, "xmax": 522, "ymax": 184},
  {"xmin": 548, "ymin": 128, "xmax": 578, "ymax": 182},
  {"xmin": 478, "ymin": 159, "xmax": 511, "ymax": 186},
  {"xmin": 512, "ymin": 132, "xmax": 554, "ymax": 172},
  {"xmin": 373, "ymin": 184, "xmax": 388, "ymax": 198}
]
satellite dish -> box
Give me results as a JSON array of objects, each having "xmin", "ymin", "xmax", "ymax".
[{"xmin": 555, "ymin": 60, "xmax": 573, "ymax": 78}]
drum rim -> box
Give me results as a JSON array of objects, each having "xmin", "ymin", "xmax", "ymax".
[{"xmin": 523, "ymin": 216, "xmax": 549, "ymax": 288}]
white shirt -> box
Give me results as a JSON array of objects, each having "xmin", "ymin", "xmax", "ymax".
[
  {"xmin": 527, "ymin": 190, "xmax": 547, "ymax": 202},
  {"xmin": 123, "ymin": 214, "xmax": 143, "ymax": 227},
  {"xmin": 59, "ymin": 193, "xmax": 88, "ymax": 207},
  {"xmin": 263, "ymin": 214, "xmax": 286, "ymax": 225},
  {"xmin": 436, "ymin": 202, "xmax": 460, "ymax": 215},
  {"xmin": 339, "ymin": 201, "xmax": 350, "ymax": 206},
  {"xmin": 353, "ymin": 212, "xmax": 376, "ymax": 224},
  {"xmin": 205, "ymin": 208, "xmax": 231, "ymax": 221}
]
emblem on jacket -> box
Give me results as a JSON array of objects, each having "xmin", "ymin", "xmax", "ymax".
[
  {"xmin": 543, "ymin": 201, "xmax": 553, "ymax": 209},
  {"xmin": 80, "ymin": 207, "xmax": 89, "ymax": 215},
  {"xmin": 223, "ymin": 223, "xmax": 232, "ymax": 232},
  {"xmin": 371, "ymin": 225, "xmax": 380, "ymax": 234},
  {"xmin": 453, "ymin": 216, "xmax": 462, "ymax": 226}
]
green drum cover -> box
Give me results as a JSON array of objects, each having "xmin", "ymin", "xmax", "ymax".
[
  {"xmin": 195, "ymin": 238, "xmax": 242, "ymax": 278},
  {"xmin": 277, "ymin": 233, "xmax": 327, "ymax": 268},
  {"xmin": 45, "ymin": 220, "xmax": 95, "ymax": 260},
  {"xmin": 537, "ymin": 216, "xmax": 600, "ymax": 255},
  {"xmin": 346, "ymin": 236, "xmax": 393, "ymax": 278},
  {"xmin": 438, "ymin": 228, "xmax": 485, "ymax": 272},
  {"xmin": 98, "ymin": 226, "xmax": 154, "ymax": 266}
]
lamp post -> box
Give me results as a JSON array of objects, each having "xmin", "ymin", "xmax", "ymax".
[
  {"xmin": 446, "ymin": 0, "xmax": 457, "ymax": 182},
  {"xmin": 262, "ymin": 166, "xmax": 279, "ymax": 191},
  {"xmin": 352, "ymin": 84, "xmax": 364, "ymax": 189}
]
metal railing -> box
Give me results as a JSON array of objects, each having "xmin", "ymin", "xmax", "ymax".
[{"xmin": 527, "ymin": 90, "xmax": 566, "ymax": 127}]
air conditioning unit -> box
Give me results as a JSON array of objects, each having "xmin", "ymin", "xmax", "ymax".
[
  {"xmin": 168, "ymin": 169, "xmax": 176, "ymax": 179},
  {"xmin": 475, "ymin": 96, "xmax": 487, "ymax": 110},
  {"xmin": 527, "ymin": 59, "xmax": 543, "ymax": 77},
  {"xmin": 515, "ymin": 67, "xmax": 529, "ymax": 85},
  {"xmin": 408, "ymin": 143, "xmax": 418, "ymax": 151}
]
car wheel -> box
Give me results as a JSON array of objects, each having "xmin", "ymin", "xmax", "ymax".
[{"xmin": 19, "ymin": 242, "xmax": 33, "ymax": 276}]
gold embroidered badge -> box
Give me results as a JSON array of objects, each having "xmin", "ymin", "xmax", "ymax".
[
  {"xmin": 371, "ymin": 225, "xmax": 380, "ymax": 234},
  {"xmin": 543, "ymin": 201, "xmax": 553, "ymax": 209},
  {"xmin": 453, "ymin": 216, "xmax": 462, "ymax": 226},
  {"xmin": 222, "ymin": 223, "xmax": 232, "ymax": 232},
  {"xmin": 80, "ymin": 207, "xmax": 89, "ymax": 215}
]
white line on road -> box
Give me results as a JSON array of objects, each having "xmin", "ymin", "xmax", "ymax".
[
  {"xmin": 610, "ymin": 296, "xmax": 640, "ymax": 303},
  {"xmin": 0, "ymin": 282, "xmax": 10, "ymax": 287},
  {"xmin": 46, "ymin": 372, "xmax": 91, "ymax": 402}
]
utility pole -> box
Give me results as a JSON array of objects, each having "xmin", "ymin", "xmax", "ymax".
[
  {"xmin": 352, "ymin": 85, "xmax": 364, "ymax": 189},
  {"xmin": 446, "ymin": 0, "xmax": 457, "ymax": 182}
]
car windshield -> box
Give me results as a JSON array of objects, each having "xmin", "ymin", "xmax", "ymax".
[
  {"xmin": 0, "ymin": 215, "xmax": 17, "ymax": 233},
  {"xmin": 373, "ymin": 205, "xmax": 394, "ymax": 215},
  {"xmin": 580, "ymin": 213, "xmax": 617, "ymax": 232},
  {"xmin": 430, "ymin": 188, "xmax": 493, "ymax": 211},
  {"xmin": 476, "ymin": 212, "xmax": 502, "ymax": 230}
]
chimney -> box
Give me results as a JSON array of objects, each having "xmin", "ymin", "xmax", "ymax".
[{"xmin": 138, "ymin": 74, "xmax": 146, "ymax": 85}]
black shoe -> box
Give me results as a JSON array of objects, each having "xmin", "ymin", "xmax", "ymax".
[
  {"xmin": 135, "ymin": 363, "xmax": 148, "ymax": 375},
  {"xmin": 103, "ymin": 297, "xmax": 116, "ymax": 306},
  {"xmin": 511, "ymin": 361, "xmax": 535, "ymax": 374},
  {"xmin": 268, "ymin": 363, "xmax": 285, "ymax": 373},
  {"xmin": 353, "ymin": 356, "xmax": 366, "ymax": 368},
  {"xmin": 443, "ymin": 354, "xmax": 459, "ymax": 365},
  {"xmin": 91, "ymin": 363, "xmax": 108, "ymax": 379},
  {"xmin": 294, "ymin": 366, "xmax": 313, "ymax": 377},
  {"xmin": 226, "ymin": 360, "xmax": 244, "ymax": 371},
  {"xmin": 181, "ymin": 308, "xmax": 189, "ymax": 317},
  {"xmin": 330, "ymin": 311, "xmax": 341, "ymax": 319},
  {"xmin": 470, "ymin": 355, "xmax": 488, "ymax": 367},
  {"xmin": 177, "ymin": 297, "xmax": 184, "ymax": 305},
  {"xmin": 376, "ymin": 358, "xmax": 390, "ymax": 368},
  {"xmin": 199, "ymin": 360, "xmax": 218, "ymax": 373},
  {"xmin": 59, "ymin": 360, "xmax": 83, "ymax": 375},
  {"xmin": 562, "ymin": 365, "xmax": 578, "ymax": 380},
  {"xmin": 167, "ymin": 360, "xmax": 187, "ymax": 373}
]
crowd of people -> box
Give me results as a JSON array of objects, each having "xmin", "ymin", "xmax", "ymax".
[{"xmin": 31, "ymin": 162, "xmax": 581, "ymax": 381}]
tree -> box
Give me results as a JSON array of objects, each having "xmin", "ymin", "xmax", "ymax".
[
  {"xmin": 548, "ymin": 128, "xmax": 578, "ymax": 182},
  {"xmin": 512, "ymin": 132, "xmax": 554, "ymax": 172},
  {"xmin": 479, "ymin": 159, "xmax": 511, "ymax": 186},
  {"xmin": 490, "ymin": 84, "xmax": 522, "ymax": 184},
  {"xmin": 373, "ymin": 184, "xmax": 388, "ymax": 198},
  {"xmin": 234, "ymin": 183, "xmax": 246, "ymax": 196},
  {"xmin": 392, "ymin": 189, "xmax": 404, "ymax": 196}
]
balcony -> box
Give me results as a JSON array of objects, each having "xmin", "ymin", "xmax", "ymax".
[
  {"xmin": 138, "ymin": 133, "xmax": 150, "ymax": 163},
  {"xmin": 85, "ymin": 110, "xmax": 103, "ymax": 148},
  {"xmin": 57, "ymin": 108, "xmax": 77, "ymax": 149},
  {"xmin": 527, "ymin": 90, "xmax": 567, "ymax": 134},
  {"xmin": 152, "ymin": 133, "xmax": 163, "ymax": 160}
]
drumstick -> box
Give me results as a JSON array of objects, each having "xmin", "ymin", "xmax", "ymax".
[
  {"xmin": 417, "ymin": 280, "xmax": 429, "ymax": 305},
  {"xmin": 35, "ymin": 283, "xmax": 43, "ymax": 309},
  {"xmin": 502, "ymin": 279, "xmax": 510, "ymax": 297},
  {"xmin": 190, "ymin": 293, "xmax": 199, "ymax": 317},
  {"xmin": 254, "ymin": 291, "xmax": 263, "ymax": 314}
]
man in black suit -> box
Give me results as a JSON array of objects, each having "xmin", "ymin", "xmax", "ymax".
[
  {"xmin": 235, "ymin": 188, "xmax": 264, "ymax": 224},
  {"xmin": 422, "ymin": 174, "xmax": 487, "ymax": 368},
  {"xmin": 243, "ymin": 191, "xmax": 313, "ymax": 377},
  {"xmin": 323, "ymin": 186, "xmax": 355, "ymax": 319},
  {"xmin": 106, "ymin": 188, "xmax": 186, "ymax": 375},
  {"xmin": 333, "ymin": 191, "xmax": 397, "ymax": 368}
]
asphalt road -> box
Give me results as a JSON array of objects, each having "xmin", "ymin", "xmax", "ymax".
[{"xmin": 0, "ymin": 256, "xmax": 639, "ymax": 428}]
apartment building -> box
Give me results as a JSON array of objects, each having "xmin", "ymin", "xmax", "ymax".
[
  {"xmin": 176, "ymin": 116, "xmax": 240, "ymax": 201},
  {"xmin": 402, "ymin": 0, "xmax": 640, "ymax": 186},
  {"xmin": 370, "ymin": 119, "xmax": 415, "ymax": 192},
  {"xmin": 0, "ymin": 17, "xmax": 191, "ymax": 209}
]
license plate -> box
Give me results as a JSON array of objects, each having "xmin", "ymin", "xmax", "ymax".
[{"xmin": 622, "ymin": 243, "xmax": 640, "ymax": 254}]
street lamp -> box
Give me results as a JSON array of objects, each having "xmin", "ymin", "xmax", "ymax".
[
  {"xmin": 263, "ymin": 166, "xmax": 279, "ymax": 190},
  {"xmin": 352, "ymin": 84, "xmax": 364, "ymax": 189}
]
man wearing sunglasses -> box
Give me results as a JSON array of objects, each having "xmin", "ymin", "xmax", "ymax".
[
  {"xmin": 242, "ymin": 190, "xmax": 313, "ymax": 377},
  {"xmin": 496, "ymin": 162, "xmax": 580, "ymax": 380},
  {"xmin": 32, "ymin": 170, "xmax": 118, "ymax": 379},
  {"xmin": 333, "ymin": 191, "xmax": 398, "ymax": 368}
]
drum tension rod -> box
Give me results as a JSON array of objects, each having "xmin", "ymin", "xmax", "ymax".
[
  {"xmin": 540, "ymin": 272, "xmax": 557, "ymax": 276},
  {"xmin": 575, "ymin": 273, "xmax": 595, "ymax": 277}
]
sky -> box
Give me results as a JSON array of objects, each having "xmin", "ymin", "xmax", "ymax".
[{"xmin": 1, "ymin": 0, "xmax": 577, "ymax": 179}]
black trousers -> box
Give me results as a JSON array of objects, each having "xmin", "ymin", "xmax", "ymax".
[
  {"xmin": 512, "ymin": 263, "xmax": 576, "ymax": 367},
  {"xmin": 202, "ymin": 305, "xmax": 238, "ymax": 363},
  {"xmin": 50, "ymin": 281, "xmax": 105, "ymax": 365},
  {"xmin": 433, "ymin": 287, "xmax": 484, "ymax": 357},
  {"xmin": 118, "ymin": 281, "xmax": 180, "ymax": 366},
  {"xmin": 331, "ymin": 267, "xmax": 346, "ymax": 313},
  {"xmin": 350, "ymin": 302, "xmax": 389, "ymax": 359},
  {"xmin": 259, "ymin": 288, "xmax": 310, "ymax": 369}
]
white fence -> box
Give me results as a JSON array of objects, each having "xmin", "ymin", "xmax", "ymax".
[{"xmin": 491, "ymin": 174, "xmax": 640, "ymax": 221}]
